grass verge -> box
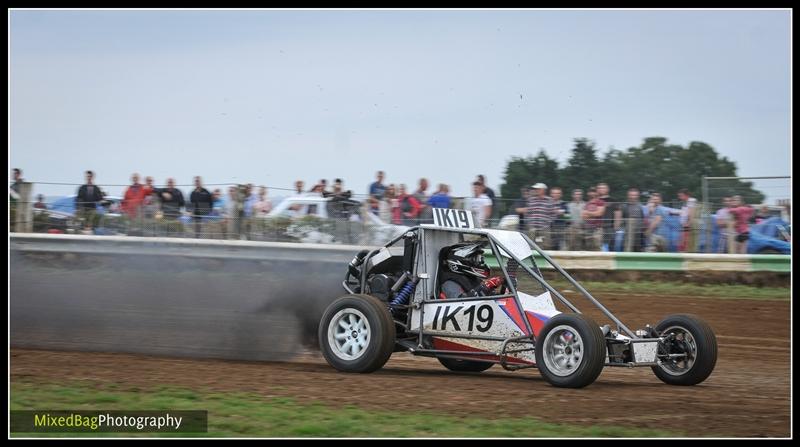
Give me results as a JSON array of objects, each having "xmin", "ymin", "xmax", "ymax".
[
  {"xmin": 556, "ymin": 280, "xmax": 789, "ymax": 300},
  {"xmin": 513, "ymin": 277, "xmax": 790, "ymax": 301},
  {"xmin": 11, "ymin": 380, "xmax": 681, "ymax": 438}
]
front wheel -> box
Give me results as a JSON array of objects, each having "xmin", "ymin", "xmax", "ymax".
[
  {"xmin": 651, "ymin": 314, "xmax": 717, "ymax": 386},
  {"xmin": 535, "ymin": 313, "xmax": 606, "ymax": 388},
  {"xmin": 437, "ymin": 357, "xmax": 494, "ymax": 373},
  {"xmin": 318, "ymin": 294, "xmax": 396, "ymax": 373}
]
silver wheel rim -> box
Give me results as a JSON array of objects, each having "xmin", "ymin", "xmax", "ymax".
[
  {"xmin": 327, "ymin": 308, "xmax": 371, "ymax": 361},
  {"xmin": 658, "ymin": 325, "xmax": 697, "ymax": 375},
  {"xmin": 542, "ymin": 325, "xmax": 584, "ymax": 377}
]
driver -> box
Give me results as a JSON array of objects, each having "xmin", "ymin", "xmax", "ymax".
[{"xmin": 439, "ymin": 242, "xmax": 505, "ymax": 299}]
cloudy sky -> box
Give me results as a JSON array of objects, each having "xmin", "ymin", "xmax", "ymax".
[{"xmin": 9, "ymin": 9, "xmax": 791, "ymax": 201}]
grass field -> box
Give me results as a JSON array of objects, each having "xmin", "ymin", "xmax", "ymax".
[
  {"xmin": 551, "ymin": 280, "xmax": 790, "ymax": 300},
  {"xmin": 11, "ymin": 380, "xmax": 680, "ymax": 438}
]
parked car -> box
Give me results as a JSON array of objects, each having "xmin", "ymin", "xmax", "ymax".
[
  {"xmin": 268, "ymin": 195, "xmax": 408, "ymax": 245},
  {"xmin": 36, "ymin": 195, "xmax": 124, "ymax": 234}
]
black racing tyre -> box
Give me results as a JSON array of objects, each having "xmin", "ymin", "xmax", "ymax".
[
  {"xmin": 318, "ymin": 294, "xmax": 396, "ymax": 373},
  {"xmin": 437, "ymin": 357, "xmax": 494, "ymax": 373},
  {"xmin": 651, "ymin": 314, "xmax": 717, "ymax": 386},
  {"xmin": 535, "ymin": 313, "xmax": 606, "ymax": 388}
]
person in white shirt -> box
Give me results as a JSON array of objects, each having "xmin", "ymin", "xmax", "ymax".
[
  {"xmin": 466, "ymin": 181, "xmax": 493, "ymax": 227},
  {"xmin": 254, "ymin": 186, "xmax": 273, "ymax": 217},
  {"xmin": 715, "ymin": 196, "xmax": 734, "ymax": 253},
  {"xmin": 678, "ymin": 189, "xmax": 699, "ymax": 252}
]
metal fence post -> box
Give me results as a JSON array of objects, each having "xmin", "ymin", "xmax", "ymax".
[{"xmin": 701, "ymin": 176, "xmax": 710, "ymax": 253}]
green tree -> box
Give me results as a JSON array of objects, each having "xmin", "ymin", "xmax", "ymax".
[
  {"xmin": 499, "ymin": 150, "xmax": 560, "ymax": 214},
  {"xmin": 559, "ymin": 138, "xmax": 601, "ymax": 195},
  {"xmin": 499, "ymin": 137, "xmax": 764, "ymax": 209}
]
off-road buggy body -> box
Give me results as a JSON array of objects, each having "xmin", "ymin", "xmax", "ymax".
[{"xmin": 318, "ymin": 209, "xmax": 717, "ymax": 388}]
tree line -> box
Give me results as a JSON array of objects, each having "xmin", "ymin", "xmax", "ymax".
[{"xmin": 498, "ymin": 137, "xmax": 765, "ymax": 212}]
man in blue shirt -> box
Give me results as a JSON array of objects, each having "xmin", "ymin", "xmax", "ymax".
[
  {"xmin": 428, "ymin": 183, "xmax": 451, "ymax": 209},
  {"xmin": 368, "ymin": 171, "xmax": 387, "ymax": 215},
  {"xmin": 645, "ymin": 192, "xmax": 681, "ymax": 252}
]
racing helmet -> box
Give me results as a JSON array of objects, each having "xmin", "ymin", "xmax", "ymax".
[{"xmin": 443, "ymin": 242, "xmax": 491, "ymax": 279}]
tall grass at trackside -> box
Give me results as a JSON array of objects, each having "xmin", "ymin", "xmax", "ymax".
[{"xmin": 10, "ymin": 381, "xmax": 687, "ymax": 438}]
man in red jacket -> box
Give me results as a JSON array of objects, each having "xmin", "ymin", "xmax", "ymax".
[
  {"xmin": 123, "ymin": 173, "xmax": 147, "ymax": 219},
  {"xmin": 394, "ymin": 184, "xmax": 421, "ymax": 226}
]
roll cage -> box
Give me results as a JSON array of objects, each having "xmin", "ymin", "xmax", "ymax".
[{"xmin": 343, "ymin": 225, "xmax": 652, "ymax": 370}]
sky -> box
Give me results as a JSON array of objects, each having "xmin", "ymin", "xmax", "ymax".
[{"xmin": 9, "ymin": 9, "xmax": 792, "ymax": 202}]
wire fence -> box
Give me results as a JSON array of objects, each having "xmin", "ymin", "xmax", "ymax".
[{"xmin": 9, "ymin": 181, "xmax": 791, "ymax": 254}]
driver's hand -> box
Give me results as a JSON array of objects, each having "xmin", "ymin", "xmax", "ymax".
[{"xmin": 482, "ymin": 276, "xmax": 504, "ymax": 290}]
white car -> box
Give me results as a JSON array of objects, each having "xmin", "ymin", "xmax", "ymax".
[{"xmin": 268, "ymin": 195, "xmax": 408, "ymax": 245}]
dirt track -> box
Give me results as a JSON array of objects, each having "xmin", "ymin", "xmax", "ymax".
[{"xmin": 11, "ymin": 293, "xmax": 791, "ymax": 437}]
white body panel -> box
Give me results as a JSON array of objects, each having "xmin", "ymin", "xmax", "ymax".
[{"xmin": 409, "ymin": 291, "xmax": 561, "ymax": 364}]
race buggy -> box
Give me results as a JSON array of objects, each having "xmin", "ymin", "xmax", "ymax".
[{"xmin": 318, "ymin": 209, "xmax": 717, "ymax": 388}]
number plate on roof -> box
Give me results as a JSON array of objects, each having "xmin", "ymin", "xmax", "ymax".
[{"xmin": 432, "ymin": 208, "xmax": 475, "ymax": 229}]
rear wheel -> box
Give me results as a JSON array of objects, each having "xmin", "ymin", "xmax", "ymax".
[
  {"xmin": 437, "ymin": 357, "xmax": 494, "ymax": 373},
  {"xmin": 318, "ymin": 294, "xmax": 396, "ymax": 373},
  {"xmin": 535, "ymin": 313, "xmax": 606, "ymax": 388},
  {"xmin": 651, "ymin": 314, "xmax": 717, "ymax": 386}
]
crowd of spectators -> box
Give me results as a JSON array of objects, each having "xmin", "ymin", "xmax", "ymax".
[
  {"xmin": 506, "ymin": 181, "xmax": 782, "ymax": 253},
  {"xmin": 363, "ymin": 171, "xmax": 496, "ymax": 227},
  {"xmin": 10, "ymin": 167, "xmax": 785, "ymax": 252}
]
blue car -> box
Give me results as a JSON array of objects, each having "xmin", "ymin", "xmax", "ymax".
[{"xmin": 613, "ymin": 213, "xmax": 790, "ymax": 254}]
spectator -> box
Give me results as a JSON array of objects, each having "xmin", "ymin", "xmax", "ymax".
[
  {"xmin": 752, "ymin": 205, "xmax": 771, "ymax": 225},
  {"xmin": 619, "ymin": 188, "xmax": 646, "ymax": 252},
  {"xmin": 519, "ymin": 183, "xmax": 555, "ymax": 249},
  {"xmin": 224, "ymin": 186, "xmax": 241, "ymax": 239},
  {"xmin": 310, "ymin": 180, "xmax": 328, "ymax": 196},
  {"xmin": 9, "ymin": 168, "xmax": 25, "ymax": 232},
  {"xmin": 143, "ymin": 176, "xmax": 155, "ymax": 198},
  {"xmin": 241, "ymin": 184, "xmax": 255, "ymax": 217},
  {"xmin": 395, "ymin": 184, "xmax": 422, "ymax": 226},
  {"xmin": 157, "ymin": 178, "xmax": 186, "ymax": 220},
  {"xmin": 566, "ymin": 189, "xmax": 585, "ymax": 251},
  {"xmin": 141, "ymin": 177, "xmax": 159, "ymax": 232},
  {"xmin": 644, "ymin": 192, "xmax": 680, "ymax": 252},
  {"xmin": 715, "ymin": 197, "xmax": 734, "ymax": 253},
  {"xmin": 368, "ymin": 171, "xmax": 387, "ymax": 214},
  {"xmin": 384, "ymin": 184, "xmax": 399, "ymax": 224},
  {"xmin": 581, "ymin": 187, "xmax": 605, "ymax": 251},
  {"xmin": 122, "ymin": 173, "xmax": 147, "ymax": 221},
  {"xmin": 156, "ymin": 178, "xmax": 185, "ymax": 236},
  {"xmin": 34, "ymin": 194, "xmax": 47, "ymax": 210},
  {"xmin": 728, "ymin": 195, "xmax": 754, "ymax": 254},
  {"xmin": 241, "ymin": 183, "xmax": 258, "ymax": 238},
  {"xmin": 428, "ymin": 184, "xmax": 451, "ymax": 209},
  {"xmin": 678, "ymin": 189, "xmax": 699, "ymax": 252},
  {"xmin": 294, "ymin": 180, "xmax": 305, "ymax": 195},
  {"xmin": 211, "ymin": 189, "xmax": 223, "ymax": 212},
  {"xmin": 10, "ymin": 168, "xmax": 23, "ymax": 196},
  {"xmin": 75, "ymin": 170, "xmax": 105, "ymax": 232},
  {"xmin": 597, "ymin": 183, "xmax": 621, "ymax": 252},
  {"xmin": 414, "ymin": 178, "xmax": 432, "ymax": 224},
  {"xmin": 328, "ymin": 179, "xmax": 357, "ymax": 222},
  {"xmin": 511, "ymin": 187, "xmax": 529, "ymax": 232},
  {"xmin": 467, "ymin": 181, "xmax": 493, "ymax": 228},
  {"xmin": 477, "ymin": 175, "xmax": 497, "ymax": 222},
  {"xmin": 289, "ymin": 180, "xmax": 306, "ymax": 213},
  {"xmin": 190, "ymin": 176, "xmax": 214, "ymax": 238},
  {"xmin": 254, "ymin": 186, "xmax": 273, "ymax": 217},
  {"xmin": 549, "ymin": 187, "xmax": 568, "ymax": 250}
]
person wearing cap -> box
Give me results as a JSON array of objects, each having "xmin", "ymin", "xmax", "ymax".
[{"xmin": 516, "ymin": 183, "xmax": 556, "ymax": 249}]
